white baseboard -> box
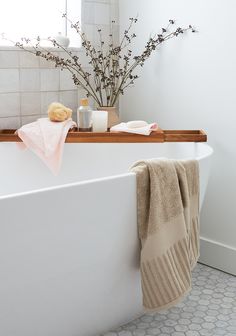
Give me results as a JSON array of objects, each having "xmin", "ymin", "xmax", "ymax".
[{"xmin": 199, "ymin": 237, "xmax": 236, "ymax": 276}]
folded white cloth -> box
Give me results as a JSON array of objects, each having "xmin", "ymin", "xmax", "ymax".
[
  {"xmin": 110, "ymin": 122, "xmax": 158, "ymax": 136},
  {"xmin": 17, "ymin": 118, "xmax": 76, "ymax": 175}
]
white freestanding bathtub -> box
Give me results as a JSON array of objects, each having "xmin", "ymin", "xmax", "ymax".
[{"xmin": 0, "ymin": 142, "xmax": 213, "ymax": 336}]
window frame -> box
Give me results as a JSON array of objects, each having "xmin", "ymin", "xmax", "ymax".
[{"xmin": 0, "ymin": 0, "xmax": 82, "ymax": 51}]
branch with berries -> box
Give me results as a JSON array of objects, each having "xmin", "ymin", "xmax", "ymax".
[{"xmin": 6, "ymin": 17, "xmax": 196, "ymax": 107}]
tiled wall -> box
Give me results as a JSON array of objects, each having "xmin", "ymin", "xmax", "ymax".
[{"xmin": 0, "ymin": 0, "xmax": 119, "ymax": 129}]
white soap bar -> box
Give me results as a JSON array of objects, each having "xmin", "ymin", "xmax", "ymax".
[{"xmin": 127, "ymin": 120, "xmax": 148, "ymax": 129}]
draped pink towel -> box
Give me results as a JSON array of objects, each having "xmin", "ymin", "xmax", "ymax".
[{"xmin": 17, "ymin": 118, "xmax": 76, "ymax": 175}]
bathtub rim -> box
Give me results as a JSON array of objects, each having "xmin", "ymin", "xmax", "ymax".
[{"xmin": 0, "ymin": 143, "xmax": 213, "ymax": 201}]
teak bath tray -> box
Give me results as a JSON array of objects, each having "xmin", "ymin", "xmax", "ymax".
[{"xmin": 0, "ymin": 128, "xmax": 207, "ymax": 143}]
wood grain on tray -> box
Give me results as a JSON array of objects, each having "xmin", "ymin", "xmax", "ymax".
[{"xmin": 0, "ymin": 128, "xmax": 207, "ymax": 143}]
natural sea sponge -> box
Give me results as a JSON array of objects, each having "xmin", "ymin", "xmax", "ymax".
[{"xmin": 48, "ymin": 102, "xmax": 72, "ymax": 122}]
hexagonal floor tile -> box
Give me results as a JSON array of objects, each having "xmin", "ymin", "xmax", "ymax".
[{"xmin": 101, "ymin": 264, "xmax": 236, "ymax": 336}]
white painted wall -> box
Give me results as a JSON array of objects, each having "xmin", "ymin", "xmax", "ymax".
[{"xmin": 119, "ymin": 0, "xmax": 236, "ymax": 273}]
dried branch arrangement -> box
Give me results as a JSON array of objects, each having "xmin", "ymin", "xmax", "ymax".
[{"xmin": 10, "ymin": 18, "xmax": 195, "ymax": 107}]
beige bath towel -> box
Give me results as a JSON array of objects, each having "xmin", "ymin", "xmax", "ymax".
[{"xmin": 131, "ymin": 159, "xmax": 199, "ymax": 311}]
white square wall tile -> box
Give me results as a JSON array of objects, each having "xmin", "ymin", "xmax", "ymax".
[
  {"xmin": 0, "ymin": 93, "xmax": 20, "ymax": 117},
  {"xmin": 21, "ymin": 92, "xmax": 41, "ymax": 116},
  {"xmin": 41, "ymin": 91, "xmax": 59, "ymax": 116},
  {"xmin": 39, "ymin": 52, "xmax": 58, "ymax": 68},
  {"xmin": 82, "ymin": 24, "xmax": 94, "ymax": 42},
  {"xmin": 40, "ymin": 69, "xmax": 60, "ymax": 91},
  {"xmin": 0, "ymin": 51, "xmax": 19, "ymax": 68},
  {"xmin": 19, "ymin": 51, "xmax": 39, "ymax": 68},
  {"xmin": 110, "ymin": 1, "xmax": 119, "ymax": 23},
  {"xmin": 75, "ymin": 50, "xmax": 91, "ymax": 68},
  {"xmin": 93, "ymin": 25, "xmax": 112, "ymax": 46},
  {"xmin": 60, "ymin": 69, "xmax": 76, "ymax": 90},
  {"xmin": 72, "ymin": 111, "xmax": 77, "ymax": 123},
  {"xmin": 0, "ymin": 69, "xmax": 19, "ymax": 93},
  {"xmin": 85, "ymin": 0, "xmax": 109, "ymax": 3},
  {"xmin": 0, "ymin": 116, "xmax": 20, "ymax": 129},
  {"xmin": 111, "ymin": 24, "xmax": 120, "ymax": 45},
  {"xmin": 83, "ymin": 2, "xmax": 95, "ymax": 24},
  {"xmin": 94, "ymin": 3, "xmax": 110, "ymax": 25},
  {"xmin": 21, "ymin": 115, "xmax": 41, "ymax": 125},
  {"xmin": 59, "ymin": 90, "xmax": 78, "ymax": 113},
  {"xmin": 20, "ymin": 69, "xmax": 40, "ymax": 92}
]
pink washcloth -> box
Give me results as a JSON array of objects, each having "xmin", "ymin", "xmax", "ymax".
[
  {"xmin": 17, "ymin": 118, "xmax": 77, "ymax": 175},
  {"xmin": 110, "ymin": 122, "xmax": 158, "ymax": 136}
]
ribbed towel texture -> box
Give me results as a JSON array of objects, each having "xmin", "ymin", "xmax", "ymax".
[{"xmin": 131, "ymin": 159, "xmax": 200, "ymax": 311}]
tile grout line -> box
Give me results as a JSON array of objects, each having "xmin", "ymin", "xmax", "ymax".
[{"xmin": 0, "ymin": 0, "xmax": 119, "ymax": 127}]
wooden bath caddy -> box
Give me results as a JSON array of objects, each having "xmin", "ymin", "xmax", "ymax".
[{"xmin": 0, "ymin": 128, "xmax": 207, "ymax": 143}]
